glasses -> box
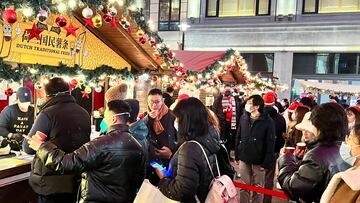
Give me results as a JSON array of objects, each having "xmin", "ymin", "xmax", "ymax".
[{"xmin": 148, "ymin": 100, "xmax": 162, "ymax": 105}]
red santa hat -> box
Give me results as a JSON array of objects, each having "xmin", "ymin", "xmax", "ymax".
[
  {"xmin": 307, "ymin": 93, "xmax": 316, "ymax": 100},
  {"xmin": 263, "ymin": 91, "xmax": 275, "ymax": 106},
  {"xmin": 288, "ymin": 101, "xmax": 303, "ymax": 113}
]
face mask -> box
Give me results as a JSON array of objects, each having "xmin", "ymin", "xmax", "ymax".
[
  {"xmin": 340, "ymin": 142, "xmax": 360, "ymax": 166},
  {"xmin": 100, "ymin": 119, "xmax": 108, "ymax": 133},
  {"xmin": 245, "ymin": 104, "xmax": 253, "ymax": 113},
  {"xmin": 174, "ymin": 121, "xmax": 179, "ymax": 132},
  {"xmin": 100, "ymin": 112, "xmax": 130, "ymax": 133},
  {"xmin": 224, "ymin": 91, "xmax": 232, "ymax": 97},
  {"xmin": 291, "ymin": 113, "xmax": 297, "ymax": 121}
]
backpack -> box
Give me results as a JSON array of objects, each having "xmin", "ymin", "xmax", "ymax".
[
  {"xmin": 217, "ymin": 144, "xmax": 235, "ymax": 180},
  {"xmin": 188, "ymin": 141, "xmax": 239, "ymax": 203}
]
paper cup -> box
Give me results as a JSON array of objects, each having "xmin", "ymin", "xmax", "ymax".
[
  {"xmin": 35, "ymin": 131, "xmax": 47, "ymax": 141},
  {"xmin": 296, "ymin": 142, "xmax": 306, "ymax": 151},
  {"xmin": 284, "ymin": 147, "xmax": 295, "ymax": 154}
]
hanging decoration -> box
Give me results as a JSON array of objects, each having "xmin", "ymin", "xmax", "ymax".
[
  {"xmin": 2, "ymin": 8, "xmax": 18, "ymax": 24},
  {"xmin": 64, "ymin": 22, "xmax": 79, "ymax": 37},
  {"xmin": 25, "ymin": 23, "xmax": 44, "ymax": 41},
  {"xmin": 4, "ymin": 88, "xmax": 14, "ymax": 97},
  {"xmin": 92, "ymin": 14, "xmax": 102, "ymax": 28},
  {"xmin": 94, "ymin": 86, "xmax": 102, "ymax": 93},
  {"xmin": 36, "ymin": 9, "xmax": 48, "ymax": 22},
  {"xmin": 103, "ymin": 13, "xmax": 112, "ymax": 23},
  {"xmin": 81, "ymin": 90, "xmax": 90, "ymax": 99},
  {"xmin": 55, "ymin": 15, "xmax": 67, "ymax": 27},
  {"xmin": 83, "ymin": 17, "xmax": 94, "ymax": 28},
  {"xmin": 82, "ymin": 7, "xmax": 93, "ymax": 18}
]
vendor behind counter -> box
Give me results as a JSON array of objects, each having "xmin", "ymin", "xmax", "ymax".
[{"xmin": 0, "ymin": 87, "xmax": 34, "ymax": 151}]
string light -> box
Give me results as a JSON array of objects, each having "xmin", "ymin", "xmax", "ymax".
[
  {"xmin": 68, "ymin": 0, "xmax": 77, "ymax": 9},
  {"xmin": 57, "ymin": 2, "xmax": 67, "ymax": 13},
  {"xmin": 21, "ymin": 6, "xmax": 34, "ymax": 17}
]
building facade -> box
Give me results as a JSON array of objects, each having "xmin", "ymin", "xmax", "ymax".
[{"xmin": 147, "ymin": 0, "xmax": 360, "ymax": 104}]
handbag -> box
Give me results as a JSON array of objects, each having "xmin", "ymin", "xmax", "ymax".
[
  {"xmin": 188, "ymin": 141, "xmax": 239, "ymax": 203},
  {"xmin": 134, "ymin": 179, "xmax": 179, "ymax": 203}
]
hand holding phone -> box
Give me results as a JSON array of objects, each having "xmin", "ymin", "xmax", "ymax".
[{"xmin": 149, "ymin": 139, "xmax": 162, "ymax": 149}]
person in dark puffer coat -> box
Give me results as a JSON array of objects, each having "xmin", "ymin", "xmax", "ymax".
[
  {"xmin": 278, "ymin": 103, "xmax": 351, "ymax": 203},
  {"xmin": 25, "ymin": 100, "xmax": 146, "ymax": 203},
  {"xmin": 155, "ymin": 97, "xmax": 221, "ymax": 203}
]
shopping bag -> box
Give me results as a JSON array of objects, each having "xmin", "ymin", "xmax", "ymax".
[{"xmin": 134, "ymin": 179, "xmax": 179, "ymax": 203}]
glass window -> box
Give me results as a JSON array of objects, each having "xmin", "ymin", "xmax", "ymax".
[
  {"xmin": 159, "ymin": 0, "xmax": 180, "ymax": 31},
  {"xmin": 277, "ymin": 0, "xmax": 297, "ymax": 15},
  {"xmin": 303, "ymin": 0, "xmax": 360, "ymax": 14},
  {"xmin": 316, "ymin": 54, "xmax": 331, "ymax": 74},
  {"xmin": 207, "ymin": 0, "xmax": 270, "ymax": 17},
  {"xmin": 207, "ymin": 0, "xmax": 218, "ymax": 16},
  {"xmin": 293, "ymin": 53, "xmax": 316, "ymax": 74},
  {"xmin": 337, "ymin": 53, "xmax": 358, "ymax": 74},
  {"xmin": 258, "ymin": 0, "xmax": 270, "ymax": 15},
  {"xmin": 303, "ymin": 0, "xmax": 317, "ymax": 13},
  {"xmin": 242, "ymin": 53, "xmax": 273, "ymax": 72}
]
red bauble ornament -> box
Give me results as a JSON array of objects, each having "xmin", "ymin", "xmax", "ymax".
[
  {"xmin": 5, "ymin": 88, "xmax": 14, "ymax": 96},
  {"xmin": 83, "ymin": 18, "xmax": 94, "ymax": 28},
  {"xmin": 152, "ymin": 76, "xmax": 158, "ymax": 82},
  {"xmin": 2, "ymin": 9, "xmax": 17, "ymax": 24},
  {"xmin": 56, "ymin": 16, "xmax": 67, "ymax": 27},
  {"xmin": 64, "ymin": 23, "xmax": 79, "ymax": 37},
  {"xmin": 103, "ymin": 13, "xmax": 112, "ymax": 23},
  {"xmin": 26, "ymin": 23, "xmax": 44, "ymax": 41},
  {"xmin": 139, "ymin": 36, "xmax": 147, "ymax": 44},
  {"xmin": 138, "ymin": 113, "xmax": 145, "ymax": 119}
]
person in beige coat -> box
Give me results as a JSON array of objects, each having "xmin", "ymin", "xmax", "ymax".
[{"xmin": 321, "ymin": 124, "xmax": 360, "ymax": 203}]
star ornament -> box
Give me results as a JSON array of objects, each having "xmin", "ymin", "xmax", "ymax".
[
  {"xmin": 64, "ymin": 23, "xmax": 79, "ymax": 37},
  {"xmin": 26, "ymin": 23, "xmax": 44, "ymax": 41},
  {"xmin": 110, "ymin": 17, "xmax": 119, "ymax": 27},
  {"xmin": 83, "ymin": 18, "xmax": 94, "ymax": 28},
  {"xmin": 81, "ymin": 91, "xmax": 90, "ymax": 99}
]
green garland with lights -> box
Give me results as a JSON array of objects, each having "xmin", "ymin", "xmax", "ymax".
[{"xmin": 0, "ymin": 57, "xmax": 141, "ymax": 83}]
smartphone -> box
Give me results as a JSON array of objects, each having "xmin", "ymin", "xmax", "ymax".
[
  {"xmin": 149, "ymin": 139, "xmax": 163, "ymax": 149},
  {"xmin": 150, "ymin": 161, "xmax": 166, "ymax": 172}
]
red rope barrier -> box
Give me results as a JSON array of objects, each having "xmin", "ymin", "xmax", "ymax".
[{"xmin": 233, "ymin": 181, "xmax": 288, "ymax": 199}]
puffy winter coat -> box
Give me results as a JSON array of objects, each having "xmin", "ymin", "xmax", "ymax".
[
  {"xmin": 37, "ymin": 124, "xmax": 146, "ymax": 203},
  {"xmin": 278, "ymin": 142, "xmax": 351, "ymax": 203},
  {"xmin": 235, "ymin": 112, "xmax": 276, "ymax": 169},
  {"xmin": 23, "ymin": 94, "xmax": 91, "ymax": 195},
  {"xmin": 158, "ymin": 134, "xmax": 221, "ymax": 203}
]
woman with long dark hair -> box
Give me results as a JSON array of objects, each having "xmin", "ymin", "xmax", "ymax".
[{"xmin": 154, "ymin": 97, "xmax": 221, "ymax": 202}]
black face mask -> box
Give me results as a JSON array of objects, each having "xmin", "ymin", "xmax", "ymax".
[{"xmin": 224, "ymin": 91, "xmax": 232, "ymax": 96}]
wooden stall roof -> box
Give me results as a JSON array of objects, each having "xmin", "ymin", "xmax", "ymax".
[{"xmin": 73, "ymin": 8, "xmax": 164, "ymax": 72}]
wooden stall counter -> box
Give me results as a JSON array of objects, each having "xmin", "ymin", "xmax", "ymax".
[{"xmin": 0, "ymin": 154, "xmax": 37, "ymax": 203}]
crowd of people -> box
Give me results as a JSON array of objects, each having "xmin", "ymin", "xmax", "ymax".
[{"xmin": 1, "ymin": 77, "xmax": 360, "ymax": 203}]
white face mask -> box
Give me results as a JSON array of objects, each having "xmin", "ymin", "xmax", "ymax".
[
  {"xmin": 245, "ymin": 104, "xmax": 253, "ymax": 113},
  {"xmin": 340, "ymin": 142, "xmax": 360, "ymax": 166},
  {"xmin": 349, "ymin": 122, "xmax": 355, "ymax": 130},
  {"xmin": 291, "ymin": 113, "xmax": 297, "ymax": 121}
]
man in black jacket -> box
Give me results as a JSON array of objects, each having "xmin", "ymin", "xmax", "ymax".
[
  {"xmin": 23, "ymin": 77, "xmax": 91, "ymax": 203},
  {"xmin": 26, "ymin": 100, "xmax": 146, "ymax": 203},
  {"xmin": 235, "ymin": 94, "xmax": 275, "ymax": 203},
  {"xmin": 144, "ymin": 88, "xmax": 177, "ymax": 185}
]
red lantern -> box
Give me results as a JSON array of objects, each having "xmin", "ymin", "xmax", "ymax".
[
  {"xmin": 103, "ymin": 13, "xmax": 112, "ymax": 23},
  {"xmin": 5, "ymin": 88, "xmax": 14, "ymax": 96},
  {"xmin": 55, "ymin": 16, "xmax": 67, "ymax": 27},
  {"xmin": 2, "ymin": 9, "xmax": 17, "ymax": 24}
]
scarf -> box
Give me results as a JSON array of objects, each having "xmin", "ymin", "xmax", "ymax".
[
  {"xmin": 222, "ymin": 95, "xmax": 237, "ymax": 129},
  {"xmin": 148, "ymin": 104, "xmax": 169, "ymax": 135}
]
